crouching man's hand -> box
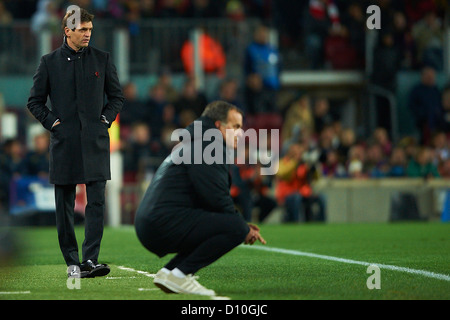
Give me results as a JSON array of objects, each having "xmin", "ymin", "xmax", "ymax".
[{"xmin": 244, "ymin": 223, "xmax": 266, "ymax": 245}]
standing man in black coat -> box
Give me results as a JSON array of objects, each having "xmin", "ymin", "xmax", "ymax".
[
  {"xmin": 135, "ymin": 100, "xmax": 266, "ymax": 296},
  {"xmin": 27, "ymin": 7, "xmax": 124, "ymax": 278}
]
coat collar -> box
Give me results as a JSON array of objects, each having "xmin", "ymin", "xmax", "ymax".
[{"xmin": 61, "ymin": 36, "xmax": 87, "ymax": 56}]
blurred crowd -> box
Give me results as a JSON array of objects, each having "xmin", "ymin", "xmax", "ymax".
[
  {"xmin": 0, "ymin": 0, "xmax": 447, "ymax": 71},
  {"xmin": 0, "ymin": 0, "xmax": 449, "ymax": 221},
  {"xmin": 1, "ymin": 69, "xmax": 449, "ymax": 220}
]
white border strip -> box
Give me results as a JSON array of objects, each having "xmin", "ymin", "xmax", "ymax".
[
  {"xmin": 241, "ymin": 245, "xmax": 450, "ymax": 282},
  {"xmin": 0, "ymin": 291, "xmax": 31, "ymax": 295}
]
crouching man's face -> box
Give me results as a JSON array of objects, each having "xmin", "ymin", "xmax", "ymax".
[{"xmin": 217, "ymin": 109, "xmax": 243, "ymax": 149}]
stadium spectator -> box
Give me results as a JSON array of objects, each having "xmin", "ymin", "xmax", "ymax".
[
  {"xmin": 156, "ymin": 67, "xmax": 179, "ymax": 104},
  {"xmin": 281, "ymin": 94, "xmax": 314, "ymax": 144},
  {"xmin": 302, "ymin": 0, "xmax": 343, "ymax": 69},
  {"xmin": 317, "ymin": 124, "xmax": 337, "ymax": 163},
  {"xmin": 320, "ymin": 149, "xmax": 346, "ymax": 178},
  {"xmin": 31, "ymin": 0, "xmax": 60, "ymax": 34},
  {"xmin": 373, "ymin": 127, "xmax": 393, "ymax": 157},
  {"xmin": 120, "ymin": 82, "xmax": 149, "ymax": 126},
  {"xmin": 243, "ymin": 0, "xmax": 272, "ymax": 21},
  {"xmin": 122, "ymin": 121, "xmax": 162, "ymax": 183},
  {"xmin": 391, "ymin": 10, "xmax": 415, "ymax": 70},
  {"xmin": 231, "ymin": 144, "xmax": 277, "ymax": 222},
  {"xmin": 123, "ymin": 0, "xmax": 142, "ymax": 36},
  {"xmin": 184, "ymin": 0, "xmax": 223, "ymax": 18},
  {"xmin": 439, "ymin": 85, "xmax": 450, "ymax": 133},
  {"xmin": 180, "ymin": 28, "xmax": 226, "ymax": 77},
  {"xmin": 404, "ymin": 0, "xmax": 437, "ymax": 25},
  {"xmin": 388, "ymin": 147, "xmax": 407, "ymax": 177},
  {"xmin": 322, "ymin": 2, "xmax": 363, "ymax": 70},
  {"xmin": 336, "ymin": 127, "xmax": 356, "ymax": 164},
  {"xmin": 135, "ymin": 101, "xmax": 265, "ymax": 296},
  {"xmin": 365, "ymin": 143, "xmax": 389, "ymax": 178},
  {"xmin": 225, "ymin": 0, "xmax": 245, "ymax": 21},
  {"xmin": 70, "ymin": 0, "xmax": 95, "ymax": 12},
  {"xmin": 439, "ymin": 158, "xmax": 450, "ymax": 178},
  {"xmin": 0, "ymin": 138, "xmax": 25, "ymax": 213},
  {"xmin": 312, "ymin": 97, "xmax": 334, "ymax": 135},
  {"xmin": 173, "ymin": 77, "xmax": 208, "ymax": 117},
  {"xmin": 178, "ymin": 108, "xmax": 197, "ymax": 128},
  {"xmin": 406, "ymin": 147, "xmax": 440, "ymax": 179},
  {"xmin": 271, "ymin": 0, "xmax": 305, "ymax": 49},
  {"xmin": 22, "ymin": 131, "xmax": 50, "ymax": 178},
  {"xmin": 275, "ymin": 142, "xmax": 325, "ymax": 222},
  {"xmin": 158, "ymin": 123, "xmax": 178, "ymax": 157},
  {"xmin": 293, "ymin": 125, "xmax": 320, "ymax": 167},
  {"xmin": 146, "ymin": 83, "xmax": 170, "ymax": 139},
  {"xmin": 430, "ymin": 131, "xmax": 449, "ymax": 170},
  {"xmin": 139, "ymin": 0, "xmax": 157, "ymax": 19},
  {"xmin": 1, "ymin": 138, "xmax": 25, "ymax": 178},
  {"xmin": 411, "ymin": 10, "xmax": 444, "ymax": 70},
  {"xmin": 215, "ymin": 78, "xmax": 243, "ymax": 112},
  {"xmin": 156, "ymin": 0, "xmax": 185, "ymax": 19},
  {"xmin": 103, "ymin": 0, "xmax": 125, "ymax": 19},
  {"xmin": 347, "ymin": 144, "xmax": 366, "ymax": 179},
  {"xmin": 88, "ymin": 0, "xmax": 109, "ymax": 17},
  {"xmin": 408, "ymin": 66, "xmax": 442, "ymax": 145},
  {"xmin": 372, "ymin": 31, "xmax": 402, "ymax": 92},
  {"xmin": 340, "ymin": 1, "xmax": 365, "ymax": 64},
  {"xmin": 159, "ymin": 103, "xmax": 178, "ymax": 131},
  {"xmin": 401, "ymin": 142, "xmax": 417, "ymax": 162},
  {"xmin": 244, "ymin": 24, "xmax": 281, "ymax": 113}
]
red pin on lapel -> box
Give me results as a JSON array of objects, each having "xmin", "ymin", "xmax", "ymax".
[{"xmin": 95, "ymin": 71, "xmax": 99, "ymax": 78}]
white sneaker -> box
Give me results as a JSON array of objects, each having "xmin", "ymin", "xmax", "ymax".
[
  {"xmin": 154, "ymin": 272, "xmax": 216, "ymax": 296},
  {"xmin": 153, "ymin": 269, "xmax": 171, "ymax": 293}
]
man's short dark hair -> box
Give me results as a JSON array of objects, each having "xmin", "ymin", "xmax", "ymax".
[
  {"xmin": 62, "ymin": 7, "xmax": 94, "ymax": 33},
  {"xmin": 201, "ymin": 100, "xmax": 243, "ymax": 123}
]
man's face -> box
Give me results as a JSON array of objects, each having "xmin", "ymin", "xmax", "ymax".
[
  {"xmin": 65, "ymin": 21, "xmax": 93, "ymax": 51},
  {"xmin": 218, "ymin": 109, "xmax": 243, "ymax": 149}
]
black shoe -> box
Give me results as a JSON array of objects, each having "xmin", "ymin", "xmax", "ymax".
[
  {"xmin": 67, "ymin": 265, "xmax": 90, "ymax": 278},
  {"xmin": 80, "ymin": 260, "xmax": 110, "ymax": 278}
]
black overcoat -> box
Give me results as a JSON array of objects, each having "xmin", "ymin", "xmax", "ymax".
[{"xmin": 27, "ymin": 41, "xmax": 124, "ymax": 185}]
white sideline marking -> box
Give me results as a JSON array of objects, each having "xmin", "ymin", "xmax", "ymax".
[
  {"xmin": 241, "ymin": 245, "xmax": 450, "ymax": 282},
  {"xmin": 118, "ymin": 266, "xmax": 231, "ymax": 299},
  {"xmin": 106, "ymin": 276, "xmax": 137, "ymax": 280},
  {"xmin": 138, "ymin": 288, "xmax": 159, "ymax": 291},
  {"xmin": 0, "ymin": 291, "xmax": 31, "ymax": 295},
  {"xmin": 117, "ymin": 266, "xmax": 156, "ymax": 278}
]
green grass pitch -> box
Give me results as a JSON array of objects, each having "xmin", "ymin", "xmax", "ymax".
[{"xmin": 1, "ymin": 222, "xmax": 449, "ymax": 300}]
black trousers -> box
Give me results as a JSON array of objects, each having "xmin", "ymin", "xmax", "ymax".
[
  {"xmin": 137, "ymin": 212, "xmax": 249, "ymax": 275},
  {"xmin": 54, "ymin": 181, "xmax": 106, "ymax": 266}
]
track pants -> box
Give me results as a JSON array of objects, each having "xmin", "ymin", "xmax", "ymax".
[{"xmin": 136, "ymin": 211, "xmax": 249, "ymax": 275}]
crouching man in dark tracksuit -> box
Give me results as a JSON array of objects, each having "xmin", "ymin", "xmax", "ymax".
[{"xmin": 135, "ymin": 100, "xmax": 266, "ymax": 296}]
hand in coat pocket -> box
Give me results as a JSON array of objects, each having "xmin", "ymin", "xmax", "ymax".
[{"xmin": 51, "ymin": 120, "xmax": 61, "ymax": 130}]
